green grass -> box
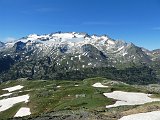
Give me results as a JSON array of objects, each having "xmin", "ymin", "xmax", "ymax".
[
  {"xmin": 0, "ymin": 103, "xmax": 23, "ymax": 120},
  {"xmin": 110, "ymin": 83, "xmax": 147, "ymax": 93},
  {"xmin": 83, "ymin": 77, "xmax": 110, "ymax": 86},
  {"xmin": 27, "ymin": 84, "xmax": 113, "ymax": 115},
  {"xmin": 150, "ymin": 93, "xmax": 160, "ymax": 98},
  {"xmin": 23, "ymin": 78, "xmax": 113, "ymax": 115},
  {"xmin": 0, "ymin": 89, "xmax": 7, "ymax": 96},
  {"xmin": 0, "ymin": 77, "xmax": 160, "ymax": 119}
]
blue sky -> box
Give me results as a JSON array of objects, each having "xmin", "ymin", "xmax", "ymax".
[{"xmin": 0, "ymin": 0, "xmax": 160, "ymax": 50}]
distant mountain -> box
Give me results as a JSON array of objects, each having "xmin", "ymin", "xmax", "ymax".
[
  {"xmin": 0, "ymin": 32, "xmax": 159, "ymax": 84},
  {"xmin": 0, "ymin": 41, "xmax": 5, "ymax": 48}
]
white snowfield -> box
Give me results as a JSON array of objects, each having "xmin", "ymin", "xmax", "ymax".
[
  {"xmin": 92, "ymin": 82, "xmax": 108, "ymax": 88},
  {"xmin": 103, "ymin": 91, "xmax": 160, "ymax": 108},
  {"xmin": 0, "ymin": 94, "xmax": 29, "ymax": 112},
  {"xmin": 3, "ymin": 85, "xmax": 24, "ymax": 92},
  {"xmin": 119, "ymin": 111, "xmax": 160, "ymax": 120},
  {"xmin": 0, "ymin": 93, "xmax": 12, "ymax": 97},
  {"xmin": 14, "ymin": 107, "xmax": 31, "ymax": 117}
]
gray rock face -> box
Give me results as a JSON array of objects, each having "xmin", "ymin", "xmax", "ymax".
[
  {"xmin": 0, "ymin": 32, "xmax": 159, "ymax": 82},
  {"xmin": 0, "ymin": 41, "xmax": 5, "ymax": 48}
]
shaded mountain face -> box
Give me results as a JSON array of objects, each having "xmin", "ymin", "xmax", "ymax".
[
  {"xmin": 0, "ymin": 32, "xmax": 159, "ymax": 83},
  {"xmin": 151, "ymin": 49, "xmax": 160, "ymax": 61},
  {"xmin": 0, "ymin": 41, "xmax": 5, "ymax": 48}
]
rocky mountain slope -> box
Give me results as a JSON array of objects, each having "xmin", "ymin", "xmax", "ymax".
[
  {"xmin": 0, "ymin": 32, "xmax": 159, "ymax": 84},
  {"xmin": 0, "ymin": 41, "xmax": 4, "ymax": 46}
]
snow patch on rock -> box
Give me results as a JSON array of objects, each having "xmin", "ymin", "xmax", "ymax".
[
  {"xmin": 0, "ymin": 94, "xmax": 29, "ymax": 112},
  {"xmin": 107, "ymin": 40, "xmax": 115, "ymax": 45},
  {"xmin": 3, "ymin": 85, "xmax": 24, "ymax": 92},
  {"xmin": 14, "ymin": 107, "xmax": 31, "ymax": 117},
  {"xmin": 57, "ymin": 86, "xmax": 61, "ymax": 88},
  {"xmin": 103, "ymin": 91, "xmax": 160, "ymax": 108},
  {"xmin": 92, "ymin": 82, "xmax": 108, "ymax": 88},
  {"xmin": 119, "ymin": 111, "xmax": 160, "ymax": 120},
  {"xmin": 0, "ymin": 93, "xmax": 12, "ymax": 97}
]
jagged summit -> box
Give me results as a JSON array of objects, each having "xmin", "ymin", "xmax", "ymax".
[
  {"xmin": 0, "ymin": 32, "xmax": 158, "ymax": 63},
  {"xmin": 3, "ymin": 32, "xmax": 117, "ymax": 50},
  {"xmin": 0, "ymin": 32, "xmax": 159, "ymax": 82}
]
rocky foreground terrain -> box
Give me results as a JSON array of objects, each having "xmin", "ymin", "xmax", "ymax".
[{"xmin": 0, "ymin": 77, "xmax": 160, "ymax": 120}]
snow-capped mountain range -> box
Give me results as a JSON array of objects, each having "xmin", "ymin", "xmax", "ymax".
[{"xmin": 0, "ymin": 32, "xmax": 160, "ymax": 82}]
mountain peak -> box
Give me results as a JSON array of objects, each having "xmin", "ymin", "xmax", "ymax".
[
  {"xmin": 28, "ymin": 34, "xmax": 39, "ymax": 38},
  {"xmin": 0, "ymin": 31, "xmax": 159, "ymax": 82},
  {"xmin": 0, "ymin": 41, "xmax": 5, "ymax": 48}
]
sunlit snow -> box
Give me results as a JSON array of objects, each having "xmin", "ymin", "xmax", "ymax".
[
  {"xmin": 3, "ymin": 85, "xmax": 24, "ymax": 92},
  {"xmin": 0, "ymin": 94, "xmax": 29, "ymax": 112},
  {"xmin": 104, "ymin": 91, "xmax": 160, "ymax": 108},
  {"xmin": 92, "ymin": 82, "xmax": 108, "ymax": 88},
  {"xmin": 14, "ymin": 107, "xmax": 31, "ymax": 117},
  {"xmin": 119, "ymin": 111, "xmax": 160, "ymax": 120}
]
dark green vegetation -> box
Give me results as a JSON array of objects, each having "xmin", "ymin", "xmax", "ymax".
[
  {"xmin": 0, "ymin": 56, "xmax": 14, "ymax": 73},
  {"xmin": 0, "ymin": 56, "xmax": 159, "ymax": 85},
  {"xmin": 1, "ymin": 77, "xmax": 160, "ymax": 120},
  {"xmin": 0, "ymin": 78, "xmax": 112, "ymax": 119}
]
